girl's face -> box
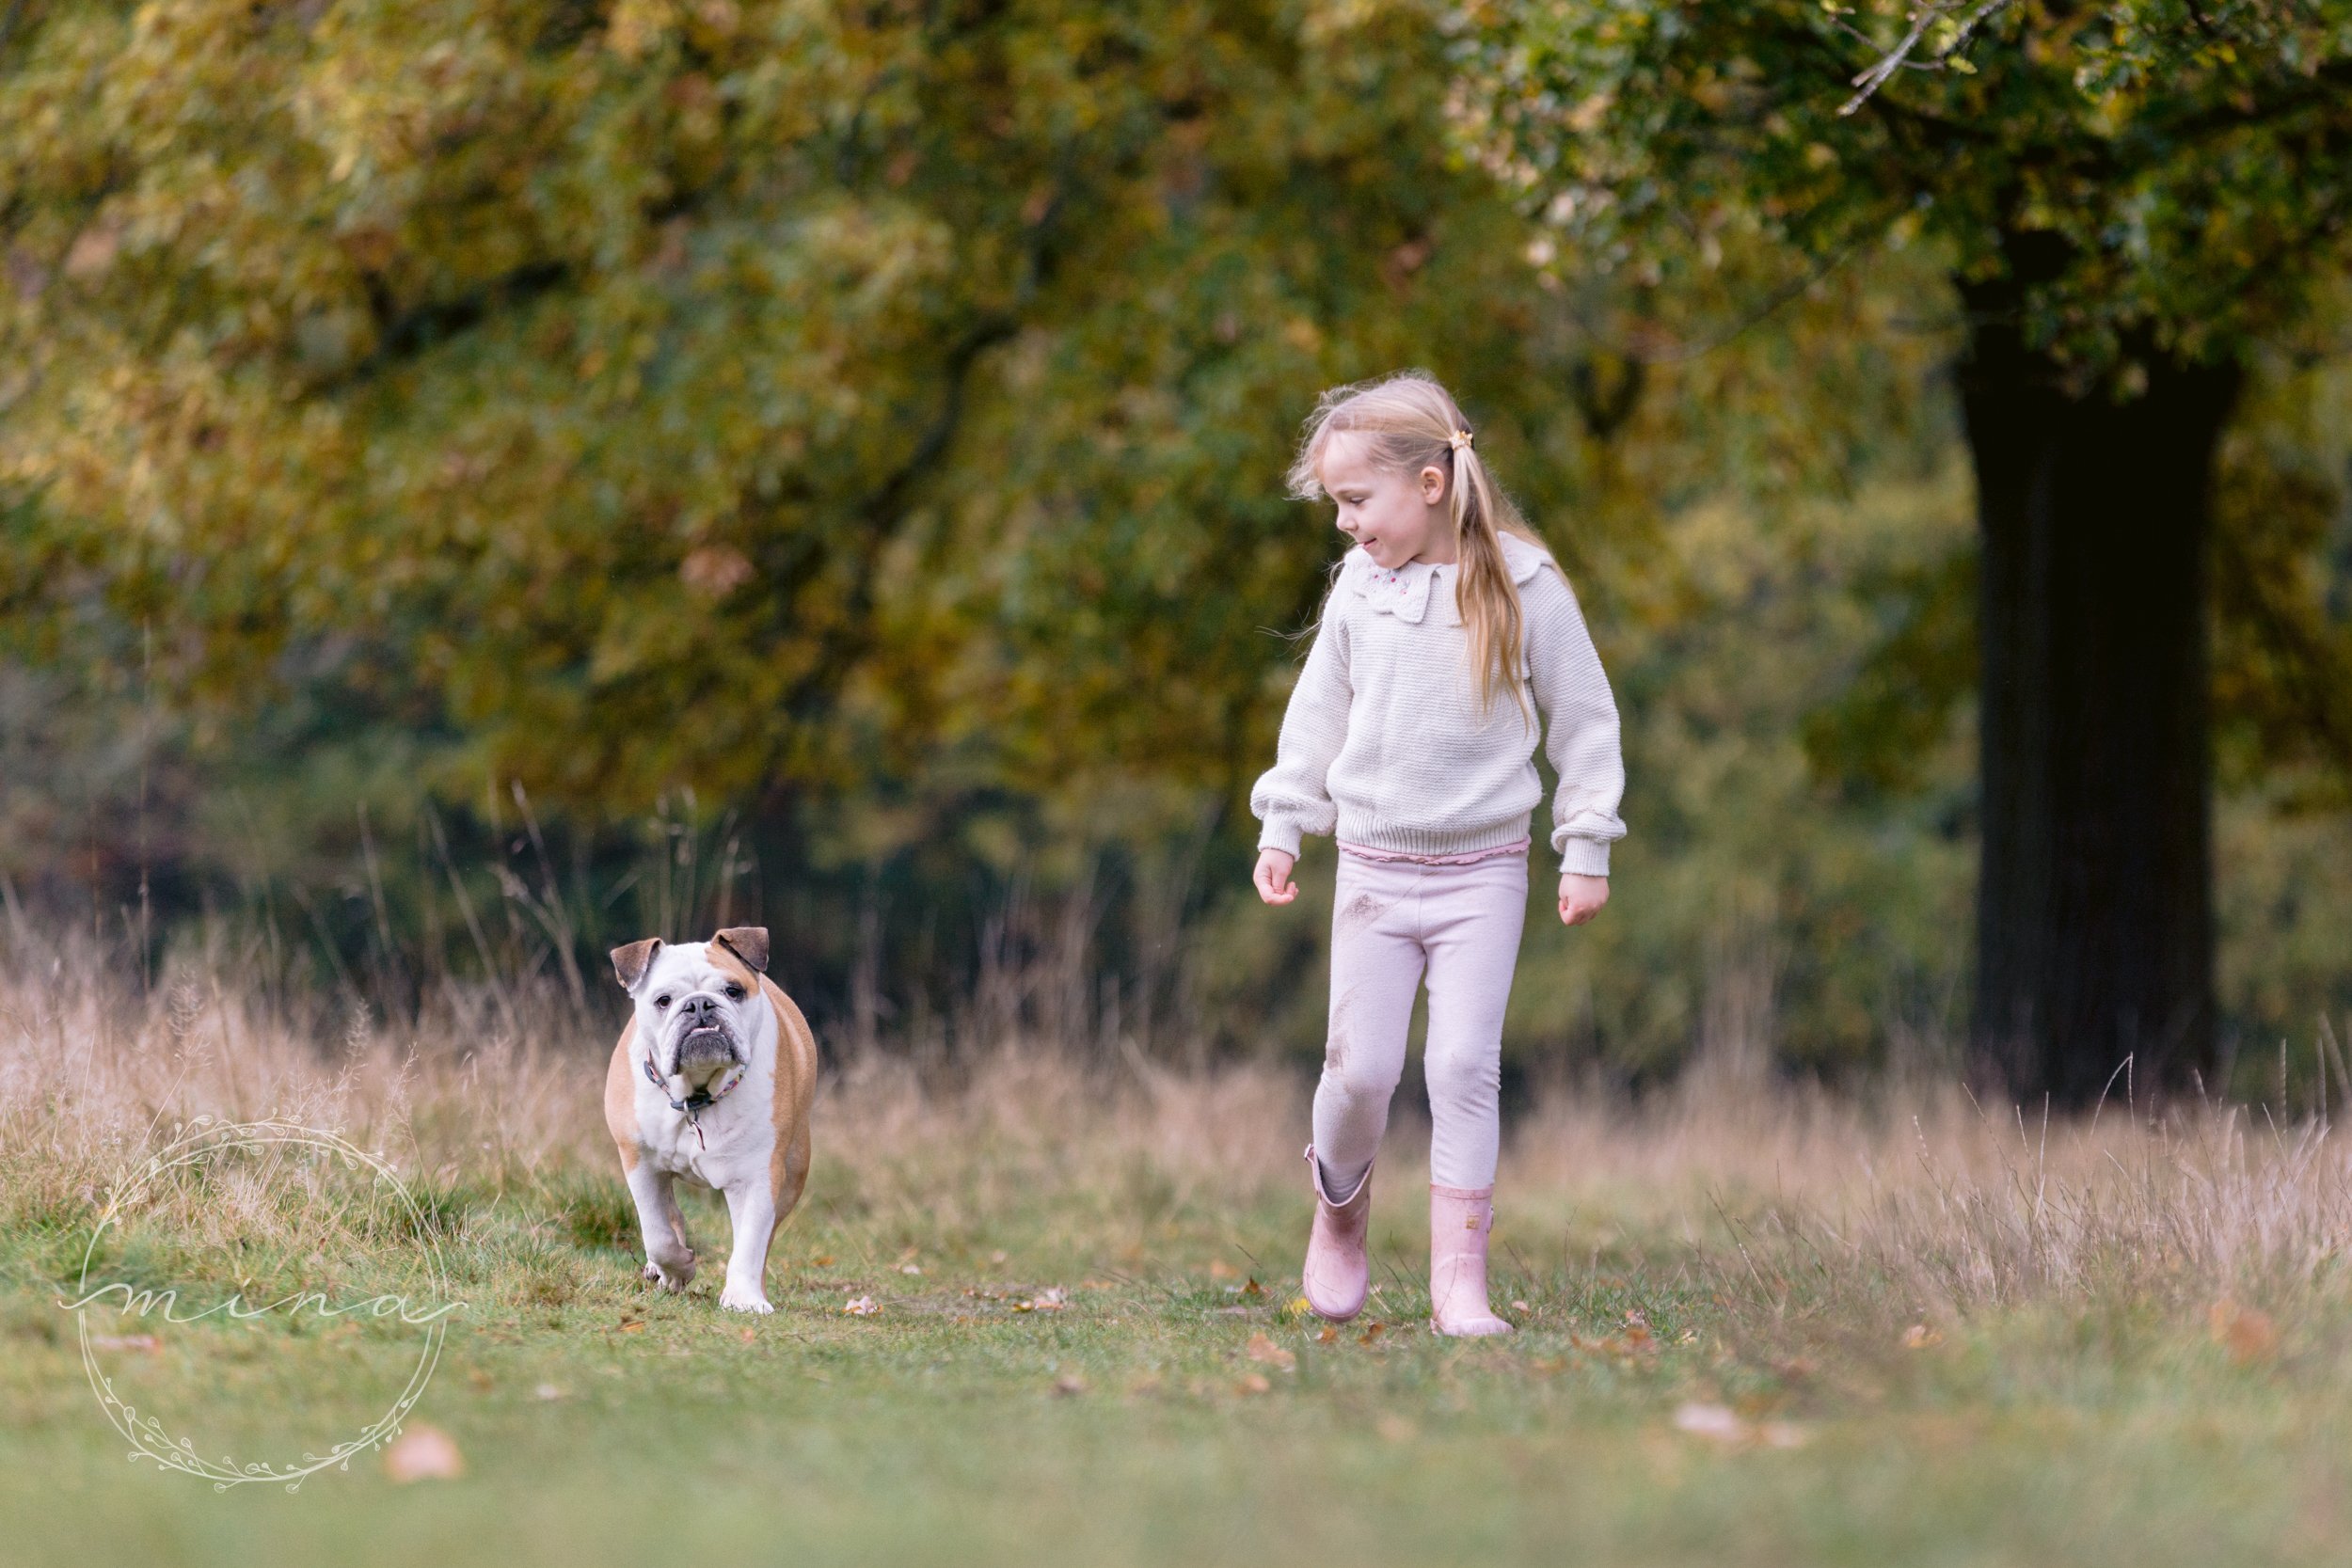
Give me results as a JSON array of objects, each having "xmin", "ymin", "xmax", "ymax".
[{"xmin": 1318, "ymin": 431, "xmax": 1454, "ymax": 569}]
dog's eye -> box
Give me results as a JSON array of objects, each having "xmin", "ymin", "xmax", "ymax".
[
  {"xmin": 654, "ymin": 995, "xmax": 671, "ymax": 1009},
  {"xmin": 724, "ymin": 984, "xmax": 746, "ymax": 1001}
]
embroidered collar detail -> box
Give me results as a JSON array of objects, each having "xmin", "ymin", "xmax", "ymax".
[
  {"xmin": 1357, "ymin": 557, "xmax": 1442, "ymax": 623},
  {"xmin": 1346, "ymin": 534, "xmax": 1553, "ymax": 624}
]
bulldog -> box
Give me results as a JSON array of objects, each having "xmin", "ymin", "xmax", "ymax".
[{"xmin": 602, "ymin": 926, "xmax": 818, "ymax": 1314}]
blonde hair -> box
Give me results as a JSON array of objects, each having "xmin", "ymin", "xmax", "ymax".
[{"xmin": 1287, "ymin": 371, "xmax": 1548, "ymax": 722}]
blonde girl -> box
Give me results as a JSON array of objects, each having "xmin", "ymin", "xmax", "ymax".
[{"xmin": 1250, "ymin": 371, "xmax": 1625, "ymax": 1337}]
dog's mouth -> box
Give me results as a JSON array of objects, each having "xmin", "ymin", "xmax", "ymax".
[{"xmin": 668, "ymin": 1025, "xmax": 740, "ymax": 1077}]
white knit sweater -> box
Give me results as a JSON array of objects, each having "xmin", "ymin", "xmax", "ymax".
[{"xmin": 1250, "ymin": 531, "xmax": 1628, "ymax": 876}]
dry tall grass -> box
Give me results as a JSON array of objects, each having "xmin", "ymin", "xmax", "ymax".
[{"xmin": 8, "ymin": 936, "xmax": 2351, "ymax": 1338}]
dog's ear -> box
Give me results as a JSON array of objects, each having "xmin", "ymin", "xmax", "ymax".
[
  {"xmin": 611, "ymin": 938, "xmax": 662, "ymax": 993},
  {"xmin": 712, "ymin": 927, "xmax": 770, "ymax": 974}
]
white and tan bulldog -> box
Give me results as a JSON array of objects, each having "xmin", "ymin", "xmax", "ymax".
[{"xmin": 602, "ymin": 927, "xmax": 818, "ymax": 1314}]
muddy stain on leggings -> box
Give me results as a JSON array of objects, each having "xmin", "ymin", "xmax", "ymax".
[{"xmin": 1324, "ymin": 986, "xmax": 1359, "ymax": 1071}]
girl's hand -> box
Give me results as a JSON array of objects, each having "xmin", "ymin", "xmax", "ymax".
[
  {"xmin": 1254, "ymin": 848, "xmax": 1298, "ymax": 906},
  {"xmin": 1559, "ymin": 873, "xmax": 1609, "ymax": 927}
]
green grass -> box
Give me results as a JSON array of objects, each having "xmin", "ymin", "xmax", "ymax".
[{"xmin": 7, "ymin": 1140, "xmax": 2352, "ymax": 1568}]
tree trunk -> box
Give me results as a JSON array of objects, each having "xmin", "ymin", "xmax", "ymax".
[{"xmin": 1958, "ymin": 309, "xmax": 2242, "ymax": 1108}]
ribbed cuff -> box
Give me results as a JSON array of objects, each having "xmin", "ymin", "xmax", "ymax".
[
  {"xmin": 1556, "ymin": 836, "xmax": 1612, "ymax": 878},
  {"xmin": 1257, "ymin": 816, "xmax": 1304, "ymax": 858}
]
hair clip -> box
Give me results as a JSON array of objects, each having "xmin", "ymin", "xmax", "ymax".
[{"xmin": 1448, "ymin": 428, "xmax": 1474, "ymax": 452}]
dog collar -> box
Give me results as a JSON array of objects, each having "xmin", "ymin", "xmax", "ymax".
[{"xmin": 643, "ymin": 1053, "xmax": 747, "ymax": 1117}]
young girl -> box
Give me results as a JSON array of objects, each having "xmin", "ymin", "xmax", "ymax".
[{"xmin": 1250, "ymin": 372, "xmax": 1625, "ymax": 1337}]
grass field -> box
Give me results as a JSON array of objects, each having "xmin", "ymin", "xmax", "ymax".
[{"xmin": 7, "ymin": 952, "xmax": 2352, "ymax": 1566}]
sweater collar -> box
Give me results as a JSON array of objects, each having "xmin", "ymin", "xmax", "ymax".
[{"xmin": 1345, "ymin": 534, "xmax": 1552, "ymax": 625}]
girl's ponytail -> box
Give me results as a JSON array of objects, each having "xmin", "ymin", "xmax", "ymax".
[
  {"xmin": 1444, "ymin": 429, "xmax": 1532, "ymax": 726},
  {"xmin": 1289, "ymin": 372, "xmax": 1546, "ymax": 728}
]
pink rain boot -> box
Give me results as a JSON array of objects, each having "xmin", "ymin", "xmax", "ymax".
[
  {"xmin": 1429, "ymin": 1183, "xmax": 1513, "ymax": 1337},
  {"xmin": 1301, "ymin": 1145, "xmax": 1374, "ymax": 1323}
]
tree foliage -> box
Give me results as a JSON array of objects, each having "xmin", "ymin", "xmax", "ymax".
[
  {"xmin": 0, "ymin": 0, "xmax": 1581, "ymax": 834},
  {"xmin": 1455, "ymin": 0, "xmax": 2352, "ymax": 369},
  {"xmin": 5, "ymin": 0, "xmax": 2350, "ymax": 1084}
]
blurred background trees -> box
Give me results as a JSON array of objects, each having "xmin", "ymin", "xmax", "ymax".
[
  {"xmin": 1455, "ymin": 0, "xmax": 2352, "ymax": 1101},
  {"xmin": 4, "ymin": 0, "xmax": 2351, "ymax": 1102}
]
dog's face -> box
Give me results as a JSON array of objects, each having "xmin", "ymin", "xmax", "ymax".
[{"xmin": 611, "ymin": 927, "xmax": 771, "ymax": 1091}]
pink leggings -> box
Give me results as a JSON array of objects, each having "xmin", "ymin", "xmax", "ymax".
[{"xmin": 1312, "ymin": 850, "xmax": 1529, "ymax": 1193}]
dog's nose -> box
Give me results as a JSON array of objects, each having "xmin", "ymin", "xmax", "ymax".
[{"xmin": 683, "ymin": 993, "xmax": 720, "ymax": 1022}]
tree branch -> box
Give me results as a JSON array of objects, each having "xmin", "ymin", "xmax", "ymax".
[{"xmin": 1838, "ymin": 0, "xmax": 2014, "ymax": 116}]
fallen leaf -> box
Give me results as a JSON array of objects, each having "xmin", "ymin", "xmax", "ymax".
[
  {"xmin": 843, "ymin": 1295, "xmax": 881, "ymax": 1317},
  {"xmin": 1510, "ymin": 1299, "xmax": 1532, "ymax": 1312},
  {"xmin": 2209, "ymin": 1300, "xmax": 2279, "ymax": 1364},
  {"xmin": 1901, "ymin": 1323, "xmax": 1942, "ymax": 1350},
  {"xmin": 990, "ymin": 1250, "xmax": 1009, "ymax": 1264},
  {"xmin": 1052, "ymin": 1372, "xmax": 1088, "ymax": 1397},
  {"xmin": 811, "ymin": 1255, "xmax": 835, "ymax": 1267},
  {"xmin": 468, "ymin": 1369, "xmax": 493, "ymax": 1392},
  {"xmin": 1316, "ymin": 1325, "xmax": 1340, "ymax": 1345},
  {"xmin": 1245, "ymin": 1333, "xmax": 1296, "ymax": 1370},
  {"xmin": 618, "ymin": 1321, "xmax": 647, "ymax": 1335},
  {"xmin": 384, "ymin": 1423, "xmax": 465, "ymax": 1482},
  {"xmin": 739, "ymin": 1327, "xmax": 757, "ymax": 1343},
  {"xmin": 1358, "ymin": 1321, "xmax": 1387, "ymax": 1346},
  {"xmin": 1235, "ymin": 1372, "xmax": 1272, "ymax": 1395},
  {"xmin": 1241, "ymin": 1277, "xmax": 1265, "ymax": 1298},
  {"xmin": 899, "ymin": 1263, "xmax": 924, "ymax": 1276},
  {"xmin": 1209, "ymin": 1260, "xmax": 1238, "ymax": 1280},
  {"xmin": 1375, "ymin": 1414, "xmax": 1417, "ymax": 1443},
  {"xmin": 1672, "ymin": 1402, "xmax": 1748, "ymax": 1445}
]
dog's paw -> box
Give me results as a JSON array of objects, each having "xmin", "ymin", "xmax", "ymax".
[
  {"xmin": 719, "ymin": 1286, "xmax": 774, "ymax": 1315},
  {"xmin": 643, "ymin": 1259, "xmax": 696, "ymax": 1291}
]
